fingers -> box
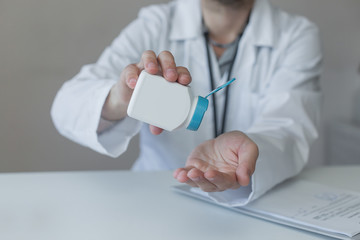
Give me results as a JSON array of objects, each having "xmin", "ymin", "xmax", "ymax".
[
  {"xmin": 176, "ymin": 66, "xmax": 192, "ymax": 86},
  {"xmin": 204, "ymin": 170, "xmax": 240, "ymax": 191},
  {"xmin": 122, "ymin": 50, "xmax": 159, "ymax": 90},
  {"xmin": 138, "ymin": 50, "xmax": 191, "ymax": 85},
  {"xmin": 173, "ymin": 168, "xmax": 238, "ymax": 192},
  {"xmin": 138, "ymin": 50, "xmax": 159, "ymax": 75},
  {"xmin": 157, "ymin": 51, "xmax": 178, "ymax": 82},
  {"xmin": 157, "ymin": 51, "xmax": 192, "ymax": 85},
  {"xmin": 173, "ymin": 168, "xmax": 198, "ymax": 187},
  {"xmin": 123, "ymin": 64, "xmax": 141, "ymax": 89},
  {"xmin": 174, "ymin": 167, "xmax": 217, "ymax": 191},
  {"xmin": 149, "ymin": 125, "xmax": 163, "ymax": 135},
  {"xmin": 188, "ymin": 168, "xmax": 218, "ymax": 192}
]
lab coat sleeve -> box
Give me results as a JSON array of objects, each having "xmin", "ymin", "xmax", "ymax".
[
  {"xmin": 205, "ymin": 21, "xmax": 323, "ymax": 206},
  {"xmin": 51, "ymin": 5, "xmax": 169, "ymax": 157}
]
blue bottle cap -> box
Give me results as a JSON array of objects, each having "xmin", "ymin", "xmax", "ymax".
[{"xmin": 187, "ymin": 96, "xmax": 209, "ymax": 131}]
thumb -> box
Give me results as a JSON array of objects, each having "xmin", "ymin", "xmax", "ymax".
[{"xmin": 236, "ymin": 141, "xmax": 258, "ymax": 186}]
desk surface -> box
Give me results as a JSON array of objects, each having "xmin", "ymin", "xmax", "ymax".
[{"xmin": 0, "ymin": 166, "xmax": 359, "ymax": 240}]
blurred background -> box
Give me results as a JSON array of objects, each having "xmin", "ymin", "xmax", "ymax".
[{"xmin": 0, "ymin": 0, "xmax": 359, "ymax": 172}]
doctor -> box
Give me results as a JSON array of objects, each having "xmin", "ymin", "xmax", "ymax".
[{"xmin": 51, "ymin": 0, "xmax": 322, "ymax": 205}]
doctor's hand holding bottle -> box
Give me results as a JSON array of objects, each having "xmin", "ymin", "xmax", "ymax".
[
  {"xmin": 100, "ymin": 50, "xmax": 192, "ymax": 135},
  {"xmin": 101, "ymin": 50, "xmax": 259, "ymax": 193}
]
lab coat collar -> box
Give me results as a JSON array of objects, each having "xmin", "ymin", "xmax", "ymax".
[
  {"xmin": 248, "ymin": 0, "xmax": 277, "ymax": 47},
  {"xmin": 169, "ymin": 0, "xmax": 203, "ymax": 40},
  {"xmin": 169, "ymin": 0, "xmax": 277, "ymax": 47}
]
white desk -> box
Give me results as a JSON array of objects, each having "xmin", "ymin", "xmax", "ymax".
[
  {"xmin": 0, "ymin": 166, "xmax": 359, "ymax": 240},
  {"xmin": 326, "ymin": 121, "xmax": 360, "ymax": 165}
]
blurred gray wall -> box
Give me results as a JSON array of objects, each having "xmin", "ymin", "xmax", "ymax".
[
  {"xmin": 0, "ymin": 0, "xmax": 359, "ymax": 172},
  {"xmin": 0, "ymin": 0, "xmax": 166, "ymax": 172}
]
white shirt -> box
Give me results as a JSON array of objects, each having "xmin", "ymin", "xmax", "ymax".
[{"xmin": 51, "ymin": 0, "xmax": 322, "ymax": 206}]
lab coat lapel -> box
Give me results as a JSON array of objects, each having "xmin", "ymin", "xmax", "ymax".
[
  {"xmin": 227, "ymin": 0, "xmax": 278, "ymax": 131},
  {"xmin": 169, "ymin": 0, "xmax": 210, "ymax": 95},
  {"xmin": 225, "ymin": 32, "xmax": 257, "ymax": 132},
  {"xmin": 187, "ymin": 37, "xmax": 211, "ymax": 96}
]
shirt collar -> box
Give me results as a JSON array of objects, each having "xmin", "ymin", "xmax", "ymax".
[{"xmin": 169, "ymin": 0, "xmax": 277, "ymax": 48}]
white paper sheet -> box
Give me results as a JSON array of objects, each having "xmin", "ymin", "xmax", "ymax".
[
  {"xmin": 244, "ymin": 180, "xmax": 360, "ymax": 238},
  {"xmin": 174, "ymin": 180, "xmax": 360, "ymax": 240}
]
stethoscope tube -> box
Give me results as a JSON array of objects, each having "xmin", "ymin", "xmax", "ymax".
[{"xmin": 204, "ymin": 32, "xmax": 241, "ymax": 138}]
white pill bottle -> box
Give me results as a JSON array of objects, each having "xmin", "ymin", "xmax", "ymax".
[{"xmin": 127, "ymin": 71, "xmax": 208, "ymax": 131}]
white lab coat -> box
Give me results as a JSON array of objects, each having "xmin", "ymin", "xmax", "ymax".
[{"xmin": 51, "ymin": 0, "xmax": 322, "ymax": 206}]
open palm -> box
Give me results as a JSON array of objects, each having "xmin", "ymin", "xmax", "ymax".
[{"xmin": 173, "ymin": 131, "xmax": 258, "ymax": 192}]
